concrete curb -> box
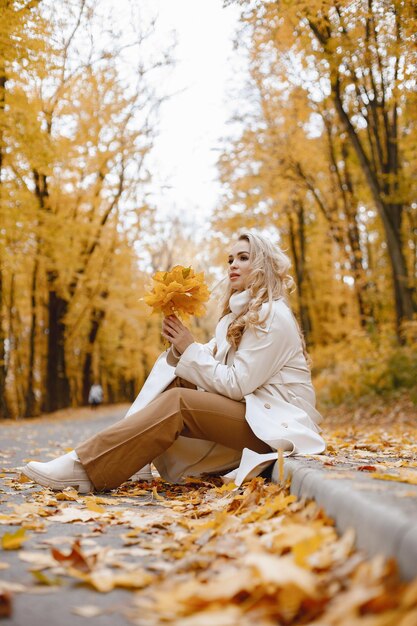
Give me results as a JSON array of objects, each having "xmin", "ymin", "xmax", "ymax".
[{"xmin": 271, "ymin": 458, "xmax": 417, "ymax": 581}]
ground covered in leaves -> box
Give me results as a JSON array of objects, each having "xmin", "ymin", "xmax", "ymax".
[
  {"xmin": 1, "ymin": 396, "xmax": 417, "ymax": 625},
  {"xmin": 319, "ymin": 392, "xmax": 417, "ymax": 484}
]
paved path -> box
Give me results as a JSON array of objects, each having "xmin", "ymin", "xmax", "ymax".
[{"xmin": 1, "ymin": 406, "xmax": 136, "ymax": 626}]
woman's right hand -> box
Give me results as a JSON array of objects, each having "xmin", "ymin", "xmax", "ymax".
[{"xmin": 162, "ymin": 315, "xmax": 195, "ymax": 354}]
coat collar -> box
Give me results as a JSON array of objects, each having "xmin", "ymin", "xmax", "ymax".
[{"xmin": 229, "ymin": 289, "xmax": 251, "ymax": 316}]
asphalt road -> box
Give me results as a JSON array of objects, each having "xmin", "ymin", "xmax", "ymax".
[{"xmin": 0, "ymin": 407, "xmax": 144, "ymax": 626}]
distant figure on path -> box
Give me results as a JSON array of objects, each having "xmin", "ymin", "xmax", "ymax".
[{"xmin": 88, "ymin": 383, "xmax": 103, "ymax": 409}]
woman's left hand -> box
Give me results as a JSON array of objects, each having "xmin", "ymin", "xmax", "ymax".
[{"xmin": 162, "ymin": 315, "xmax": 195, "ymax": 354}]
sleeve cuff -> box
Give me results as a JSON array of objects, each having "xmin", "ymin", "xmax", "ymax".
[
  {"xmin": 174, "ymin": 342, "xmax": 201, "ymax": 377},
  {"xmin": 167, "ymin": 342, "xmax": 199, "ymax": 369}
]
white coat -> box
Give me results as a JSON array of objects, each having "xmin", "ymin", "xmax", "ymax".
[{"xmin": 125, "ymin": 291, "xmax": 326, "ymax": 485}]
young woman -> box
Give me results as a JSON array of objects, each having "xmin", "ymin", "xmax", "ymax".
[{"xmin": 22, "ymin": 232, "xmax": 326, "ymax": 493}]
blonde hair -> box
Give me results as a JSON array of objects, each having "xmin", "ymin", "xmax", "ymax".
[{"xmin": 217, "ymin": 231, "xmax": 310, "ymax": 363}]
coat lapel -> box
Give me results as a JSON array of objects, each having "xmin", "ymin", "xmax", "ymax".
[{"xmin": 124, "ymin": 352, "xmax": 176, "ymax": 418}]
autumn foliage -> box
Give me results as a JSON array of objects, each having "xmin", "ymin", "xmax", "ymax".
[
  {"xmin": 1, "ymin": 0, "xmax": 416, "ymax": 417},
  {"xmin": 0, "ymin": 0, "xmax": 174, "ymax": 417},
  {"xmin": 144, "ymin": 266, "xmax": 210, "ymax": 320},
  {"xmin": 217, "ymin": 0, "xmax": 417, "ymax": 405}
]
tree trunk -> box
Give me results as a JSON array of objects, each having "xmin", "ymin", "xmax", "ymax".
[
  {"xmin": 346, "ymin": 218, "xmax": 368, "ymax": 328},
  {"xmin": 43, "ymin": 286, "xmax": 70, "ymax": 412},
  {"xmin": 287, "ymin": 204, "xmax": 313, "ymax": 343},
  {"xmin": 33, "ymin": 170, "xmax": 71, "ymax": 413},
  {"xmin": 24, "ymin": 259, "xmax": 39, "ymax": 416},
  {"xmin": 380, "ymin": 205, "xmax": 415, "ymax": 331},
  {"xmin": 0, "ymin": 270, "xmax": 10, "ymax": 418},
  {"xmin": 9, "ymin": 273, "xmax": 26, "ymax": 416},
  {"xmin": 0, "ymin": 49, "xmax": 6, "ymax": 185},
  {"xmin": 0, "ymin": 56, "xmax": 9, "ymax": 417}
]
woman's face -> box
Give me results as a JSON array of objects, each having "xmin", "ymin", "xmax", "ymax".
[{"xmin": 228, "ymin": 239, "xmax": 251, "ymax": 291}]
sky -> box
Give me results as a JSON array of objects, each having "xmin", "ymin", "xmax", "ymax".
[{"xmin": 145, "ymin": 0, "xmax": 243, "ymax": 226}]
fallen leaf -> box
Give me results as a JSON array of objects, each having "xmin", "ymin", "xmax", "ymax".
[
  {"xmin": 51, "ymin": 540, "xmax": 94, "ymax": 572},
  {"xmin": 51, "ymin": 507, "xmax": 102, "ymax": 523},
  {"xmin": 67, "ymin": 566, "xmax": 154, "ymax": 592},
  {"xmin": 293, "ymin": 534, "xmax": 325, "ymax": 568},
  {"xmin": 243, "ymin": 492, "xmax": 297, "ymax": 523},
  {"xmin": 72, "ymin": 605, "xmax": 105, "ymax": 617},
  {"xmin": 160, "ymin": 606, "xmax": 242, "ymax": 626},
  {"xmin": 84, "ymin": 495, "xmax": 116, "ymax": 506},
  {"xmin": 18, "ymin": 551, "xmax": 57, "ymax": 569},
  {"xmin": 18, "ymin": 474, "xmax": 31, "ymax": 484},
  {"xmin": 214, "ymin": 482, "xmax": 237, "ymax": 493},
  {"xmin": 370, "ymin": 471, "xmax": 417, "ymax": 485},
  {"xmin": 152, "ymin": 486, "xmax": 165, "ymax": 501},
  {"xmin": 56, "ymin": 488, "xmax": 79, "ymax": 501},
  {"xmin": 0, "ymin": 591, "xmax": 12, "ymax": 618},
  {"xmin": 1, "ymin": 528, "xmax": 29, "ymax": 550},
  {"xmin": 244, "ymin": 553, "xmax": 318, "ymax": 596},
  {"xmin": 85, "ymin": 501, "xmax": 106, "ymax": 514},
  {"xmin": 31, "ymin": 570, "xmax": 62, "ymax": 586}
]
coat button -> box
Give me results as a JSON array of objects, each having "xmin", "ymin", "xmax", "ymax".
[
  {"xmin": 264, "ymin": 403, "xmax": 271, "ymax": 409},
  {"xmin": 282, "ymin": 422, "xmax": 288, "ymax": 428}
]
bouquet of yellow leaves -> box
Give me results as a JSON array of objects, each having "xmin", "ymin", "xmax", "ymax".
[{"xmin": 144, "ymin": 265, "xmax": 210, "ymax": 321}]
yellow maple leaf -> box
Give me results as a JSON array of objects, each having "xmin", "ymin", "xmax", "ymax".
[
  {"xmin": 1, "ymin": 528, "xmax": 29, "ymax": 550},
  {"xmin": 370, "ymin": 471, "xmax": 417, "ymax": 485},
  {"xmin": 152, "ymin": 486, "xmax": 165, "ymax": 501},
  {"xmin": 67, "ymin": 566, "xmax": 153, "ymax": 593},
  {"xmin": 85, "ymin": 501, "xmax": 106, "ymax": 514},
  {"xmin": 144, "ymin": 265, "xmax": 210, "ymax": 320},
  {"xmin": 293, "ymin": 534, "xmax": 325, "ymax": 568}
]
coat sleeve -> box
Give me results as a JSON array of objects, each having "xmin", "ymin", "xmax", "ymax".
[
  {"xmin": 174, "ymin": 310, "xmax": 299, "ymax": 401},
  {"xmin": 166, "ymin": 336, "xmax": 216, "ymax": 367}
]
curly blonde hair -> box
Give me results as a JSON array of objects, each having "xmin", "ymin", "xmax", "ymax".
[{"xmin": 213, "ymin": 231, "xmax": 311, "ymax": 365}]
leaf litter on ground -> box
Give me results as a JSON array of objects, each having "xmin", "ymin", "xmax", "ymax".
[
  {"xmin": 1, "ymin": 395, "xmax": 417, "ymax": 624},
  {"xmin": 0, "ymin": 470, "xmax": 416, "ymax": 625}
]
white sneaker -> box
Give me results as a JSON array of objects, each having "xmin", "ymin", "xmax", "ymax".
[
  {"xmin": 129, "ymin": 464, "xmax": 154, "ymax": 483},
  {"xmin": 22, "ymin": 451, "xmax": 94, "ymax": 494}
]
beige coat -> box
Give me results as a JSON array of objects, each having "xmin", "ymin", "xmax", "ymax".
[{"xmin": 126, "ymin": 297, "xmax": 325, "ymax": 484}]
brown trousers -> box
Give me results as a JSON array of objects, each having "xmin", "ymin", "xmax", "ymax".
[{"xmin": 76, "ymin": 377, "xmax": 271, "ymax": 490}]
